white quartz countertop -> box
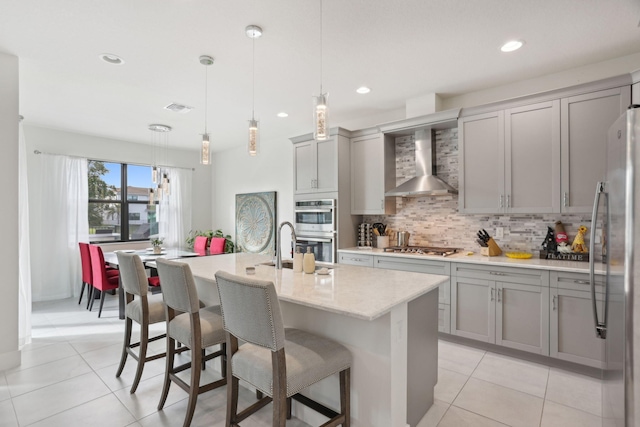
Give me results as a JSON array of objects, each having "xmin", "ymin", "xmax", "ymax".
[
  {"xmin": 338, "ymin": 248, "xmax": 606, "ymax": 275},
  {"xmin": 175, "ymin": 253, "xmax": 447, "ymax": 321}
]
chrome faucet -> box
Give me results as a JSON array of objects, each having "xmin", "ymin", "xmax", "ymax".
[{"xmin": 276, "ymin": 221, "xmax": 297, "ymax": 269}]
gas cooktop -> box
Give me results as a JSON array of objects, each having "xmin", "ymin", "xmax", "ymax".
[{"xmin": 383, "ymin": 246, "xmax": 462, "ymax": 257}]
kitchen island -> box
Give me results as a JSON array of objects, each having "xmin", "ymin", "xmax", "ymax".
[{"xmin": 175, "ymin": 252, "xmax": 447, "ymax": 427}]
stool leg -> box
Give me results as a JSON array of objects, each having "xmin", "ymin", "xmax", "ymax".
[
  {"xmin": 115, "ymin": 317, "xmax": 132, "ymax": 378},
  {"xmin": 184, "ymin": 341, "xmax": 202, "ymax": 427},
  {"xmin": 286, "ymin": 397, "xmax": 292, "ymax": 419},
  {"xmin": 130, "ymin": 320, "xmax": 148, "ymax": 394},
  {"xmin": 158, "ymin": 336, "xmax": 175, "ymax": 410},
  {"xmin": 340, "ymin": 368, "xmax": 351, "ymax": 427}
]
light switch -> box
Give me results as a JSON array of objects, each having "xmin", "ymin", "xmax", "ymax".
[{"xmin": 495, "ymin": 227, "xmax": 504, "ymax": 239}]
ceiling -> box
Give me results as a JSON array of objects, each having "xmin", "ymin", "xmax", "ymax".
[{"xmin": 2, "ymin": 0, "xmax": 640, "ymax": 153}]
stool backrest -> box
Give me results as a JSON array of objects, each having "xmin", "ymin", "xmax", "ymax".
[
  {"xmin": 116, "ymin": 252, "xmax": 148, "ymax": 297},
  {"xmin": 156, "ymin": 258, "xmax": 201, "ymax": 314},
  {"xmin": 215, "ymin": 270, "xmax": 285, "ymax": 352}
]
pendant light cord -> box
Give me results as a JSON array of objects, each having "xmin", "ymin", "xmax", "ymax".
[
  {"xmin": 252, "ymin": 35, "xmax": 255, "ymax": 119},
  {"xmin": 320, "ymin": 0, "xmax": 323, "ymax": 94},
  {"xmin": 204, "ymin": 64, "xmax": 208, "ymax": 135}
]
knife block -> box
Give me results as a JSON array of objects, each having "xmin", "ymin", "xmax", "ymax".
[{"xmin": 481, "ymin": 238, "xmax": 502, "ymax": 256}]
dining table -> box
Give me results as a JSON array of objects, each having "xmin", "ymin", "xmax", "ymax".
[{"xmin": 102, "ymin": 248, "xmax": 200, "ymax": 319}]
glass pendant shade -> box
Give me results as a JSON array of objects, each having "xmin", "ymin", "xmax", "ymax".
[
  {"xmin": 200, "ymin": 133, "xmax": 211, "ymax": 165},
  {"xmin": 151, "ymin": 166, "xmax": 158, "ymax": 183},
  {"xmin": 313, "ymin": 93, "xmax": 329, "ymax": 140},
  {"xmin": 157, "ymin": 183, "xmax": 163, "ymax": 201},
  {"xmin": 248, "ymin": 119, "xmax": 259, "ymax": 156},
  {"xmin": 149, "ymin": 188, "xmax": 155, "ymax": 204}
]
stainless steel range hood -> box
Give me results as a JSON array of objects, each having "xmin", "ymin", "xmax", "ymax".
[{"xmin": 379, "ymin": 108, "xmax": 460, "ymax": 197}]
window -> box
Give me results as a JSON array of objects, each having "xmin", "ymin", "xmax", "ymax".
[{"xmin": 88, "ymin": 161, "xmax": 158, "ymax": 242}]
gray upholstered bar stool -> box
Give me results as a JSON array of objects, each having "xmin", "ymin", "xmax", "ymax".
[
  {"xmin": 115, "ymin": 252, "xmax": 167, "ymax": 394},
  {"xmin": 155, "ymin": 258, "xmax": 227, "ymax": 427},
  {"xmin": 215, "ymin": 270, "xmax": 352, "ymax": 427}
]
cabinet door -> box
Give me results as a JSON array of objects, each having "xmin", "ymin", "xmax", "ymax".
[
  {"xmin": 550, "ymin": 288, "xmax": 605, "ymax": 368},
  {"xmin": 458, "ymin": 111, "xmax": 505, "ymax": 213},
  {"xmin": 505, "ymin": 101, "xmax": 560, "ymax": 213},
  {"xmin": 451, "ymin": 276, "xmax": 495, "ymax": 342},
  {"xmin": 560, "ymin": 87, "xmax": 631, "ymax": 213},
  {"xmin": 495, "ymin": 282, "xmax": 549, "ymax": 355},
  {"xmin": 439, "ymin": 303, "xmax": 451, "ymax": 334},
  {"xmin": 350, "ymin": 134, "xmax": 395, "ymax": 214},
  {"xmin": 315, "ymin": 138, "xmax": 338, "ymax": 193},
  {"xmin": 293, "ymin": 140, "xmax": 316, "ymax": 194}
]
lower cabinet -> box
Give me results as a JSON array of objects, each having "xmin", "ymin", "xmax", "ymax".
[
  {"xmin": 338, "ymin": 252, "xmax": 374, "ymax": 267},
  {"xmin": 451, "ymin": 264, "xmax": 550, "ymax": 356},
  {"xmin": 439, "ymin": 303, "xmax": 450, "ymax": 333}
]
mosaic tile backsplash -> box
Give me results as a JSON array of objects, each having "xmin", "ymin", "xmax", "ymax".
[{"xmin": 364, "ymin": 129, "xmax": 597, "ymax": 256}]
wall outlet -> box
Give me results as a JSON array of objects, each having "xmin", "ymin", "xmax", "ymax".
[{"xmin": 495, "ymin": 227, "xmax": 504, "ymax": 239}]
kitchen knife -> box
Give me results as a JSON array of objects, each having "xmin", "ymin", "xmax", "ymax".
[{"xmin": 477, "ymin": 238, "xmax": 488, "ymax": 247}]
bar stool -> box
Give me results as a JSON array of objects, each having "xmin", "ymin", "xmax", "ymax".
[
  {"xmin": 155, "ymin": 258, "xmax": 227, "ymax": 427},
  {"xmin": 115, "ymin": 252, "xmax": 168, "ymax": 394},
  {"xmin": 214, "ymin": 270, "xmax": 352, "ymax": 427}
]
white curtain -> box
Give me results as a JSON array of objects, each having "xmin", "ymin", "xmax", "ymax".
[
  {"xmin": 31, "ymin": 155, "xmax": 89, "ymax": 301},
  {"xmin": 158, "ymin": 167, "xmax": 192, "ymax": 249},
  {"xmin": 18, "ymin": 121, "xmax": 31, "ymax": 347}
]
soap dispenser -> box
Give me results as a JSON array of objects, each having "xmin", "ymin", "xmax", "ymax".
[
  {"xmin": 303, "ymin": 246, "xmax": 316, "ymax": 274},
  {"xmin": 293, "ymin": 246, "xmax": 304, "ymax": 272}
]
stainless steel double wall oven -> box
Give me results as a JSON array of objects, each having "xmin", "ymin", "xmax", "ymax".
[{"xmin": 294, "ymin": 199, "xmax": 336, "ymax": 263}]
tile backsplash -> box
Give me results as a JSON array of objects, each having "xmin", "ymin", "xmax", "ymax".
[{"xmin": 364, "ymin": 129, "xmax": 595, "ymax": 254}]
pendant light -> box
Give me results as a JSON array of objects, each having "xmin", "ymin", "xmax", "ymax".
[
  {"xmin": 313, "ymin": 0, "xmax": 329, "ymax": 141},
  {"xmin": 147, "ymin": 123, "xmax": 171, "ymax": 202},
  {"xmin": 199, "ymin": 55, "xmax": 214, "ymax": 165},
  {"xmin": 246, "ymin": 25, "xmax": 262, "ymax": 156}
]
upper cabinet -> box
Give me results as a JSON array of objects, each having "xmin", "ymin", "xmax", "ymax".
[
  {"xmin": 350, "ymin": 132, "xmax": 396, "ymax": 215},
  {"xmin": 459, "ymin": 75, "xmax": 631, "ymax": 214},
  {"xmin": 291, "ymin": 128, "xmax": 349, "ymax": 194},
  {"xmin": 560, "ymin": 87, "xmax": 630, "ymax": 213},
  {"xmin": 459, "ymin": 100, "xmax": 560, "ymax": 214}
]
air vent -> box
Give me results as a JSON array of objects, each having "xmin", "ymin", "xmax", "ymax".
[{"xmin": 164, "ymin": 103, "xmax": 193, "ymax": 113}]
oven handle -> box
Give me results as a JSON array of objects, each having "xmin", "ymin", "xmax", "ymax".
[
  {"xmin": 296, "ymin": 237, "xmax": 333, "ymax": 243},
  {"xmin": 294, "ymin": 208, "xmax": 333, "ymax": 213}
]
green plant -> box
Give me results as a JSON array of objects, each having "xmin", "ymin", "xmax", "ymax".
[
  {"xmin": 186, "ymin": 229, "xmax": 234, "ymax": 253},
  {"xmin": 151, "ymin": 237, "xmax": 164, "ymax": 247}
]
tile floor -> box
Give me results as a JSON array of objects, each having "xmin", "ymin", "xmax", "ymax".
[{"xmin": 0, "ymin": 295, "xmax": 603, "ymax": 427}]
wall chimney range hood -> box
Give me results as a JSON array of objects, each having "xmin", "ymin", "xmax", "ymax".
[{"xmin": 378, "ymin": 108, "xmax": 460, "ymax": 197}]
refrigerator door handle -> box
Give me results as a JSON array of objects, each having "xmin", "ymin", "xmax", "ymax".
[{"xmin": 590, "ymin": 181, "xmax": 607, "ymax": 339}]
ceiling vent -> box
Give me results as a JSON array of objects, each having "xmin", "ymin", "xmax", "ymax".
[{"xmin": 164, "ymin": 103, "xmax": 193, "ymax": 113}]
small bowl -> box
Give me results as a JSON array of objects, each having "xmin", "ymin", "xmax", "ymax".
[{"xmin": 245, "ymin": 266, "xmax": 256, "ymax": 275}]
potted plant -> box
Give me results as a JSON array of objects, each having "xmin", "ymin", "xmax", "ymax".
[
  {"xmin": 186, "ymin": 229, "xmax": 234, "ymax": 253},
  {"xmin": 151, "ymin": 237, "xmax": 164, "ymax": 254}
]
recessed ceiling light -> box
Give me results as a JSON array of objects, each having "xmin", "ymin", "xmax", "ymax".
[
  {"xmin": 245, "ymin": 25, "xmax": 263, "ymax": 39},
  {"xmin": 356, "ymin": 86, "xmax": 371, "ymax": 94},
  {"xmin": 148, "ymin": 124, "xmax": 172, "ymax": 132},
  {"xmin": 277, "ymin": 112, "xmax": 289, "ymax": 118},
  {"xmin": 99, "ymin": 53, "xmax": 124, "ymax": 65},
  {"xmin": 164, "ymin": 103, "xmax": 193, "ymax": 113},
  {"xmin": 500, "ymin": 40, "xmax": 524, "ymax": 52}
]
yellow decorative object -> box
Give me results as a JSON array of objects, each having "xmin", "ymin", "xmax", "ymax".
[
  {"xmin": 571, "ymin": 225, "xmax": 589, "ymax": 253},
  {"xmin": 505, "ymin": 252, "xmax": 533, "ymax": 259}
]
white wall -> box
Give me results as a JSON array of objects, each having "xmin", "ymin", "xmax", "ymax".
[
  {"xmin": 23, "ymin": 125, "xmax": 213, "ymax": 235},
  {"xmin": 0, "ymin": 52, "xmax": 20, "ymax": 370},
  {"xmin": 213, "ymin": 136, "xmax": 293, "ymax": 254}
]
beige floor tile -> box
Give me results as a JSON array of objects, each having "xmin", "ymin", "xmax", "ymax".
[
  {"xmin": 416, "ymin": 399, "xmax": 449, "ymax": 427},
  {"xmin": 95, "ymin": 357, "xmax": 166, "ymax": 393},
  {"xmin": 8, "ymin": 342, "xmax": 78, "ymax": 372},
  {"xmin": 438, "ymin": 340, "xmax": 485, "ymax": 376},
  {"xmin": 80, "ymin": 342, "xmax": 127, "ymax": 371},
  {"xmin": 540, "ymin": 400, "xmax": 602, "ymax": 427},
  {"xmin": 5, "ymin": 354, "xmax": 92, "ymax": 397},
  {"xmin": 453, "ymin": 378, "xmax": 543, "ymax": 427},
  {"xmin": 113, "ymin": 371, "xmax": 188, "ymax": 420},
  {"xmin": 438, "ymin": 405, "xmax": 509, "ymax": 427},
  {"xmin": 11, "ymin": 372, "xmax": 111, "ymax": 426},
  {"xmin": 434, "ymin": 368, "xmax": 469, "ymax": 404},
  {"xmin": 546, "ymin": 368, "xmax": 602, "ymax": 417},
  {"xmin": 26, "ymin": 394, "xmax": 137, "ymax": 427},
  {"xmin": 472, "ymin": 352, "xmax": 549, "ymax": 398},
  {"xmin": 0, "ymin": 399, "xmax": 18, "ymax": 427},
  {"xmin": 0, "ymin": 375, "xmax": 10, "ymax": 402}
]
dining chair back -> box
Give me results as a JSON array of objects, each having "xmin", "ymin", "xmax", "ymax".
[
  {"xmin": 78, "ymin": 242, "xmax": 92, "ymax": 306},
  {"xmin": 88, "ymin": 245, "xmax": 120, "ymax": 318},
  {"xmin": 209, "ymin": 237, "xmax": 226, "ymax": 255},
  {"xmin": 115, "ymin": 252, "xmax": 167, "ymax": 393},
  {"xmin": 193, "ymin": 236, "xmax": 209, "ymax": 256},
  {"xmin": 215, "ymin": 270, "xmax": 352, "ymax": 426}
]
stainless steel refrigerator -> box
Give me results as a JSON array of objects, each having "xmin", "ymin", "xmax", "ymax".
[{"xmin": 591, "ymin": 105, "xmax": 639, "ymax": 426}]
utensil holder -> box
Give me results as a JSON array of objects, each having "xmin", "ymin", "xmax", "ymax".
[
  {"xmin": 481, "ymin": 238, "xmax": 502, "ymax": 256},
  {"xmin": 376, "ymin": 236, "xmax": 389, "ymax": 249}
]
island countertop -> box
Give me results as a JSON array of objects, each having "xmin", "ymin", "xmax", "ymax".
[{"xmin": 175, "ymin": 252, "xmax": 447, "ymax": 321}]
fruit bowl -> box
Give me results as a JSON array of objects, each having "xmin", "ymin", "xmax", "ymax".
[{"xmin": 505, "ymin": 252, "xmax": 533, "ymax": 259}]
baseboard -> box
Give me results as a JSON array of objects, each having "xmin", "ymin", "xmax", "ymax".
[{"xmin": 0, "ymin": 348, "xmax": 21, "ymax": 371}]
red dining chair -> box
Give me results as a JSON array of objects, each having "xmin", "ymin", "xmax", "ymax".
[
  {"xmin": 78, "ymin": 243, "xmax": 92, "ymax": 306},
  {"xmin": 88, "ymin": 245, "xmax": 120, "ymax": 318},
  {"xmin": 193, "ymin": 236, "xmax": 209, "ymax": 256},
  {"xmin": 209, "ymin": 237, "xmax": 226, "ymax": 255}
]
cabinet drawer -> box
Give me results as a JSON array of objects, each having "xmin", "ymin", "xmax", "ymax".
[
  {"xmin": 452, "ymin": 263, "xmax": 548, "ymax": 287},
  {"xmin": 550, "ymin": 271, "xmax": 605, "ymax": 293},
  {"xmin": 374, "ymin": 256, "xmax": 450, "ymax": 303},
  {"xmin": 338, "ymin": 252, "xmax": 374, "ymax": 267}
]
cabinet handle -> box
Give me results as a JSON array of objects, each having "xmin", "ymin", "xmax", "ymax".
[
  {"xmin": 552, "ymin": 295, "xmax": 557, "ymax": 311},
  {"xmin": 490, "ymin": 288, "xmax": 495, "ymax": 301},
  {"xmin": 381, "ymin": 199, "xmax": 384, "ymax": 210},
  {"xmin": 497, "ymin": 289, "xmax": 502, "ymax": 302},
  {"xmin": 506, "ymin": 195, "xmax": 510, "ymax": 208},
  {"xmin": 500, "ymin": 195, "xmax": 504, "ymax": 208},
  {"xmin": 574, "ymin": 280, "xmax": 589, "ymax": 285},
  {"xmin": 563, "ymin": 192, "xmax": 569, "ymax": 207},
  {"xmin": 489, "ymin": 271, "xmax": 505, "ymax": 276}
]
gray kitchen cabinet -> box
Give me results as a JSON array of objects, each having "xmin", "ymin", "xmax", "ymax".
[
  {"xmin": 459, "ymin": 100, "xmax": 560, "ymax": 214},
  {"xmin": 292, "ymin": 136, "xmax": 338, "ymax": 195},
  {"xmin": 338, "ymin": 252, "xmax": 374, "ymax": 267},
  {"xmin": 451, "ymin": 263, "xmax": 550, "ymax": 355},
  {"xmin": 350, "ymin": 133, "xmax": 396, "ymax": 215},
  {"xmin": 550, "ymin": 271, "xmax": 605, "ymax": 368},
  {"xmin": 560, "ymin": 87, "xmax": 631, "ymax": 213},
  {"xmin": 439, "ymin": 303, "xmax": 451, "ymax": 334},
  {"xmin": 373, "ymin": 255, "xmax": 450, "ymax": 304}
]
